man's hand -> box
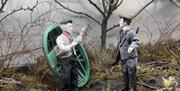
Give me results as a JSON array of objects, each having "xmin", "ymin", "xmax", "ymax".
[
  {"xmin": 80, "ymin": 26, "xmax": 88, "ymax": 36},
  {"xmin": 69, "ymin": 41, "xmax": 78, "ymax": 49},
  {"xmin": 75, "ymin": 35, "xmax": 82, "ymax": 43},
  {"xmin": 128, "ymin": 47, "xmax": 133, "ymax": 53}
]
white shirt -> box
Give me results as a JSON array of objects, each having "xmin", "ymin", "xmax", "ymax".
[
  {"xmin": 56, "ymin": 33, "xmax": 75, "ymax": 58},
  {"xmin": 122, "ymin": 25, "xmax": 131, "ymax": 31}
]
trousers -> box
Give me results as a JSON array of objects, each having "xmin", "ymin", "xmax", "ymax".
[
  {"xmin": 57, "ymin": 55, "xmax": 78, "ymax": 91},
  {"xmin": 121, "ymin": 58, "xmax": 137, "ymax": 91}
]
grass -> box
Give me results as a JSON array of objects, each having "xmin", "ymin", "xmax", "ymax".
[{"xmin": 0, "ymin": 38, "xmax": 179, "ymax": 90}]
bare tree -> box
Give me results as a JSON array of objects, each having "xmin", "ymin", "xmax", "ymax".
[
  {"xmin": 0, "ymin": 0, "xmax": 39, "ymax": 22},
  {"xmin": 157, "ymin": 15, "xmax": 180, "ymax": 42},
  {"xmin": 0, "ymin": 0, "xmax": 54, "ymax": 72},
  {"xmin": 136, "ymin": 11, "xmax": 180, "ymax": 44},
  {"xmin": 0, "ymin": 0, "xmax": 8, "ymax": 13},
  {"xmin": 54, "ymin": 0, "xmax": 153, "ymax": 49}
]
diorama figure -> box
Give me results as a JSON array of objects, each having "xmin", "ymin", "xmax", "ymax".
[
  {"xmin": 112, "ymin": 16, "xmax": 140, "ymax": 91},
  {"xmin": 56, "ymin": 20, "xmax": 86, "ymax": 91}
]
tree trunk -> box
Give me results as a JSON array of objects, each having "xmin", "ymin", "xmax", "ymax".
[{"xmin": 101, "ymin": 18, "xmax": 108, "ymax": 50}]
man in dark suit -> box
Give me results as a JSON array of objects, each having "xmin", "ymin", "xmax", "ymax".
[{"xmin": 112, "ymin": 16, "xmax": 140, "ymax": 91}]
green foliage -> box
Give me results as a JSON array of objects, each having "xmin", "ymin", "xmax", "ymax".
[
  {"xmin": 18, "ymin": 56, "xmax": 53, "ymax": 89},
  {"xmin": 87, "ymin": 38, "xmax": 180, "ymax": 85},
  {"xmin": 137, "ymin": 58, "xmax": 180, "ymax": 80},
  {"xmin": 20, "ymin": 75, "xmax": 38, "ymax": 88},
  {"xmin": 0, "ymin": 82, "xmax": 16, "ymax": 90},
  {"xmin": 138, "ymin": 43, "xmax": 153, "ymax": 62},
  {"xmin": 138, "ymin": 38, "xmax": 180, "ymax": 79},
  {"xmin": 90, "ymin": 62, "xmax": 122, "ymax": 81},
  {"xmin": 0, "ymin": 66, "xmax": 18, "ymax": 90},
  {"xmin": 0, "ymin": 56, "xmax": 53, "ymax": 90},
  {"xmin": 139, "ymin": 38, "xmax": 180, "ymax": 62},
  {"xmin": 86, "ymin": 47, "xmax": 123, "ymax": 86},
  {"xmin": 0, "ymin": 67, "xmax": 17, "ymax": 78},
  {"xmin": 28, "ymin": 56, "xmax": 53, "ymax": 78},
  {"xmin": 0, "ymin": 38, "xmax": 179, "ymax": 90},
  {"xmin": 88, "ymin": 47, "xmax": 116, "ymax": 66}
]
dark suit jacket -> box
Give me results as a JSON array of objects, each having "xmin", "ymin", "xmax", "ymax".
[{"xmin": 116, "ymin": 26, "xmax": 139, "ymax": 61}]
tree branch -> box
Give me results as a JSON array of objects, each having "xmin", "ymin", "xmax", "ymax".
[
  {"xmin": 54, "ymin": 0, "xmax": 101, "ymax": 25},
  {"xmin": 0, "ymin": 47, "xmax": 42, "ymax": 61},
  {"xmin": 0, "ymin": 7, "xmax": 24, "ymax": 22},
  {"xmin": 109, "ymin": 0, "xmax": 118, "ymax": 11},
  {"xmin": 88, "ymin": 0, "xmax": 105, "ymax": 16},
  {"xmin": 113, "ymin": 0, "xmax": 123, "ymax": 11},
  {"xmin": 166, "ymin": 46, "xmax": 179, "ymax": 58},
  {"xmin": 0, "ymin": 78, "xmax": 22, "ymax": 85},
  {"xmin": 107, "ymin": 0, "xmax": 113, "ymax": 17},
  {"xmin": 102, "ymin": 0, "xmax": 107, "ymax": 14},
  {"xmin": 107, "ymin": 0, "xmax": 122, "ymax": 18},
  {"xmin": 137, "ymin": 78, "xmax": 158, "ymax": 90},
  {"xmin": 107, "ymin": 24, "xmax": 119, "ymax": 32},
  {"xmin": 0, "ymin": 0, "xmax": 39, "ymax": 22},
  {"xmin": 27, "ymin": 0, "xmax": 38, "ymax": 11},
  {"xmin": 131, "ymin": 0, "xmax": 154, "ymax": 19},
  {"xmin": 105, "ymin": 0, "xmax": 123, "ymax": 32},
  {"xmin": 0, "ymin": 0, "xmax": 8, "ymax": 13}
]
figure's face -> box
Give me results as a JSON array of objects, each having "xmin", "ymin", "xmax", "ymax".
[
  {"xmin": 64, "ymin": 23, "xmax": 74, "ymax": 33},
  {"xmin": 119, "ymin": 18, "xmax": 126, "ymax": 28}
]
